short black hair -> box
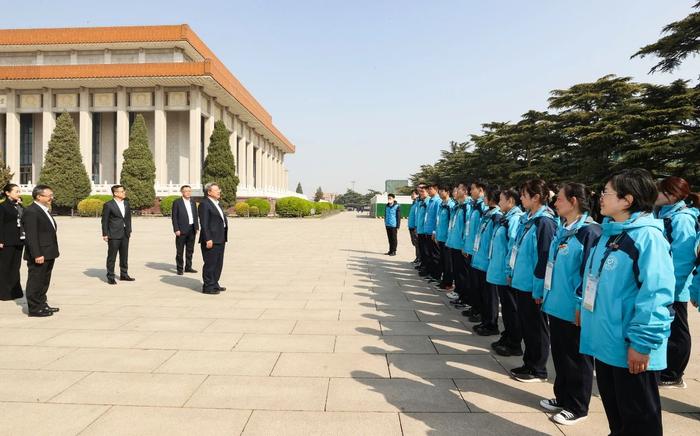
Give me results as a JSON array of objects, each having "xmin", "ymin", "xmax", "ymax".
[
  {"xmin": 2, "ymin": 183, "xmax": 18, "ymax": 198},
  {"xmin": 411, "ymin": 189, "xmax": 419, "ymax": 195},
  {"xmin": 604, "ymin": 168, "xmax": 657, "ymax": 214},
  {"xmin": 500, "ymin": 188, "xmax": 521, "ymax": 206},
  {"xmin": 559, "ymin": 182, "xmax": 593, "ymax": 214},
  {"xmin": 180, "ymin": 185, "xmax": 192, "ymax": 192},
  {"xmin": 32, "ymin": 184, "xmax": 52, "ymax": 200},
  {"xmin": 388, "ymin": 193, "xmax": 395, "ymax": 199},
  {"xmin": 111, "ymin": 184, "xmax": 125, "ymax": 195},
  {"xmin": 438, "ymin": 185, "xmax": 451, "ymax": 193},
  {"xmin": 472, "ymin": 181, "xmax": 487, "ymax": 190},
  {"xmin": 520, "ymin": 179, "xmax": 550, "ymax": 203},
  {"xmin": 485, "ymin": 185, "xmax": 501, "ymax": 204},
  {"xmin": 429, "ymin": 183, "xmax": 439, "ymax": 189}
]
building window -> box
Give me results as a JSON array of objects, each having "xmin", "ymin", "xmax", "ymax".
[
  {"xmin": 19, "ymin": 114, "xmax": 33, "ymax": 184},
  {"xmin": 92, "ymin": 113, "xmax": 101, "ymax": 183}
]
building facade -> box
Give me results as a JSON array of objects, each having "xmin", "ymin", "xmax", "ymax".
[{"xmin": 0, "ymin": 24, "xmax": 296, "ymax": 198}]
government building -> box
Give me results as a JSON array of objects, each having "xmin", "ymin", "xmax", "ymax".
[{"xmin": 0, "ymin": 24, "xmax": 295, "ymax": 198}]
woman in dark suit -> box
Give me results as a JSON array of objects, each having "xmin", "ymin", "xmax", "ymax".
[{"xmin": 0, "ymin": 183, "xmax": 25, "ymax": 300}]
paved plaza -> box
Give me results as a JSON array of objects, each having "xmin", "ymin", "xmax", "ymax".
[{"xmin": 0, "ymin": 212, "xmax": 699, "ymax": 435}]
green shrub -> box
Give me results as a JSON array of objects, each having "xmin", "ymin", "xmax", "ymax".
[
  {"xmin": 202, "ymin": 120, "xmax": 239, "ymax": 207},
  {"xmin": 249, "ymin": 205, "xmax": 260, "ymax": 217},
  {"xmin": 120, "ymin": 114, "xmax": 156, "ymax": 210},
  {"xmin": 159, "ymin": 195, "xmax": 180, "ymax": 216},
  {"xmin": 245, "ymin": 198, "xmax": 271, "ymax": 216},
  {"xmin": 20, "ymin": 195, "xmax": 33, "ymax": 207},
  {"xmin": 77, "ymin": 198, "xmax": 105, "ymax": 216},
  {"xmin": 316, "ymin": 202, "xmax": 332, "ymax": 214},
  {"xmin": 276, "ymin": 197, "xmax": 312, "ymax": 217},
  {"xmin": 86, "ymin": 194, "xmax": 113, "ymax": 202},
  {"xmin": 234, "ymin": 201, "xmax": 250, "ymax": 217}
]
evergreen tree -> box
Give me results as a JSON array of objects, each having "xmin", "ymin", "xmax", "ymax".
[
  {"xmin": 0, "ymin": 160, "xmax": 12, "ymax": 188},
  {"xmin": 202, "ymin": 120, "xmax": 239, "ymax": 208},
  {"xmin": 38, "ymin": 113, "xmax": 91, "ymax": 209},
  {"xmin": 314, "ymin": 186, "xmax": 324, "ymax": 202},
  {"xmin": 120, "ymin": 114, "xmax": 156, "ymax": 209},
  {"xmin": 296, "ymin": 182, "xmax": 303, "ymax": 194}
]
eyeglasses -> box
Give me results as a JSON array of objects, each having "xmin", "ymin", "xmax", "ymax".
[
  {"xmin": 600, "ymin": 191, "xmax": 617, "ymax": 197},
  {"xmin": 38, "ymin": 193, "xmax": 55, "ymax": 199}
]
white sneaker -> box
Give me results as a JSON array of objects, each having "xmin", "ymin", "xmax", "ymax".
[
  {"xmin": 552, "ymin": 410, "xmax": 587, "ymax": 426},
  {"xmin": 539, "ymin": 398, "xmax": 563, "ymax": 412},
  {"xmin": 446, "ymin": 292, "xmax": 459, "ymax": 299}
]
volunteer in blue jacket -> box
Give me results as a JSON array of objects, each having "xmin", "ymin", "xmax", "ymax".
[
  {"xmin": 471, "ymin": 186, "xmax": 502, "ymax": 335},
  {"xmin": 488, "ymin": 188, "xmax": 525, "ymax": 356},
  {"xmin": 414, "ymin": 184, "xmax": 428, "ymax": 274},
  {"xmin": 446, "ymin": 183, "xmax": 469, "ymax": 303},
  {"xmin": 462, "ymin": 181, "xmax": 488, "ymax": 321},
  {"xmin": 435, "ymin": 186, "xmax": 455, "ymax": 289},
  {"xmin": 421, "ymin": 184, "xmax": 442, "ymax": 281},
  {"xmin": 538, "ymin": 183, "xmax": 601, "ymax": 425},
  {"xmin": 408, "ymin": 190, "xmax": 420, "ymax": 264},
  {"xmin": 655, "ymin": 176, "xmax": 700, "ymax": 388},
  {"xmin": 508, "ymin": 179, "xmax": 557, "ymax": 383},
  {"xmin": 580, "ymin": 168, "xmax": 674, "ymax": 436},
  {"xmin": 384, "ymin": 194, "xmax": 401, "ymax": 256},
  {"xmin": 689, "ymin": 235, "xmax": 700, "ymax": 312}
]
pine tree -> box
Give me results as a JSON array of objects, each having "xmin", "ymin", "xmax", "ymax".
[
  {"xmin": 0, "ymin": 160, "xmax": 12, "ymax": 187},
  {"xmin": 38, "ymin": 113, "xmax": 92, "ymax": 209},
  {"xmin": 120, "ymin": 114, "xmax": 156, "ymax": 209},
  {"xmin": 296, "ymin": 182, "xmax": 303, "ymax": 194},
  {"xmin": 202, "ymin": 120, "xmax": 239, "ymax": 208},
  {"xmin": 314, "ymin": 186, "xmax": 324, "ymax": 202}
]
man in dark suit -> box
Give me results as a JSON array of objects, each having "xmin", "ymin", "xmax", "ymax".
[
  {"xmin": 198, "ymin": 182, "xmax": 228, "ymax": 294},
  {"xmin": 171, "ymin": 185, "xmax": 199, "ymax": 275},
  {"xmin": 21, "ymin": 185, "xmax": 60, "ymax": 317},
  {"xmin": 101, "ymin": 184, "xmax": 134, "ymax": 285}
]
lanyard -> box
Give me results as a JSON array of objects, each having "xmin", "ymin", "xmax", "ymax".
[
  {"xmin": 551, "ymin": 216, "xmax": 587, "ymax": 262},
  {"xmin": 588, "ymin": 232, "xmax": 626, "ymax": 279}
]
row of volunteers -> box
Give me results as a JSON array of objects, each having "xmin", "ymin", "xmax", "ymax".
[{"xmin": 387, "ymin": 168, "xmax": 700, "ymax": 435}]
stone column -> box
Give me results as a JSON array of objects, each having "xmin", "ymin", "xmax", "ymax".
[
  {"xmin": 154, "ymin": 86, "xmax": 167, "ymax": 185},
  {"xmin": 5, "ymin": 91, "xmax": 20, "ymax": 184},
  {"xmin": 255, "ymin": 141, "xmax": 263, "ymax": 190},
  {"xmin": 246, "ymin": 131, "xmax": 254, "ymax": 189},
  {"xmin": 115, "ymin": 87, "xmax": 128, "ymax": 180},
  {"xmin": 79, "ymin": 87, "xmax": 93, "ymax": 181},
  {"xmin": 41, "ymin": 88, "xmax": 55, "ymax": 177},
  {"xmin": 188, "ymin": 86, "xmax": 202, "ymax": 185}
]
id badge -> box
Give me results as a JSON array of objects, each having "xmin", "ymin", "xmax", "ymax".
[
  {"xmin": 488, "ymin": 238, "xmax": 495, "ymax": 259},
  {"xmin": 544, "ymin": 261, "xmax": 554, "ymax": 291},
  {"xmin": 465, "ymin": 219, "xmax": 471, "ymax": 237},
  {"xmin": 583, "ymin": 275, "xmax": 598, "ymax": 312},
  {"xmin": 508, "ymin": 247, "xmax": 518, "ymax": 269},
  {"xmin": 474, "ymin": 233, "xmax": 481, "ymax": 252}
]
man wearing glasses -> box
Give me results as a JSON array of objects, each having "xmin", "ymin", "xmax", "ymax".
[
  {"xmin": 21, "ymin": 185, "xmax": 60, "ymax": 317},
  {"xmin": 101, "ymin": 185, "xmax": 134, "ymax": 285}
]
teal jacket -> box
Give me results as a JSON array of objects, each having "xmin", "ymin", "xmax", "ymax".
[
  {"xmin": 471, "ymin": 206, "xmax": 501, "ymax": 272},
  {"xmin": 463, "ymin": 197, "xmax": 487, "ymax": 255},
  {"xmin": 408, "ymin": 199, "xmax": 418, "ymax": 229},
  {"xmin": 541, "ymin": 215, "xmax": 601, "ymax": 322},
  {"xmin": 487, "ymin": 206, "xmax": 524, "ymax": 286},
  {"xmin": 446, "ymin": 201, "xmax": 467, "ymax": 250},
  {"xmin": 688, "ymin": 235, "xmax": 700, "ymax": 311},
  {"xmin": 384, "ymin": 202, "xmax": 401, "ymax": 228},
  {"xmin": 435, "ymin": 199, "xmax": 455, "ymax": 242},
  {"xmin": 656, "ymin": 202, "xmax": 700, "ymax": 302},
  {"xmin": 510, "ymin": 205, "xmax": 558, "ymax": 295},
  {"xmin": 415, "ymin": 198, "xmax": 427, "ymax": 234},
  {"xmin": 423, "ymin": 194, "xmax": 441, "ymax": 235},
  {"xmin": 579, "ymin": 213, "xmax": 674, "ymax": 370}
]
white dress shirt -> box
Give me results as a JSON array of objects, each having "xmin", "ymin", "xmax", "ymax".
[
  {"xmin": 183, "ymin": 197, "xmax": 194, "ymax": 225},
  {"xmin": 115, "ymin": 199, "xmax": 126, "ymax": 217},
  {"xmin": 34, "ymin": 202, "xmax": 56, "ymax": 230},
  {"xmin": 211, "ymin": 198, "xmax": 226, "ymax": 228}
]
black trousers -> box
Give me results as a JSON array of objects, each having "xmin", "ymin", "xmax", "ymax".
[
  {"xmin": 201, "ymin": 243, "xmax": 225, "ymax": 291},
  {"xmin": 438, "ymin": 241, "xmax": 453, "ymax": 286},
  {"xmin": 385, "ymin": 226, "xmax": 398, "ymax": 254},
  {"xmin": 467, "ymin": 265, "xmax": 485, "ymax": 314},
  {"xmin": 175, "ymin": 227, "xmax": 196, "ymax": 272},
  {"xmin": 451, "ymin": 248, "xmax": 469, "ymax": 300},
  {"xmin": 418, "ymin": 234, "xmax": 440, "ymax": 278},
  {"xmin": 416, "ymin": 234, "xmax": 427, "ymax": 270},
  {"xmin": 496, "ymin": 284, "xmax": 522, "ymax": 348},
  {"xmin": 409, "ymin": 228, "xmax": 420, "ymax": 261},
  {"xmin": 106, "ymin": 237, "xmax": 129, "ymax": 279},
  {"xmin": 0, "ymin": 244, "xmax": 23, "ymax": 300},
  {"xmin": 549, "ymin": 315, "xmax": 593, "ymax": 417},
  {"xmin": 26, "ymin": 258, "xmax": 54, "ymax": 313},
  {"xmin": 662, "ymin": 301, "xmax": 691, "ymax": 381},
  {"xmin": 516, "ymin": 290, "xmax": 550, "ymax": 377},
  {"xmin": 480, "ymin": 281, "xmax": 499, "ymax": 330},
  {"xmin": 596, "ymin": 359, "xmax": 662, "ymax": 436}
]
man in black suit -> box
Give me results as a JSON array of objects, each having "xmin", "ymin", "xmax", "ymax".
[
  {"xmin": 198, "ymin": 182, "xmax": 227, "ymax": 294},
  {"xmin": 101, "ymin": 185, "xmax": 134, "ymax": 285},
  {"xmin": 171, "ymin": 185, "xmax": 199, "ymax": 275},
  {"xmin": 22, "ymin": 185, "xmax": 60, "ymax": 317}
]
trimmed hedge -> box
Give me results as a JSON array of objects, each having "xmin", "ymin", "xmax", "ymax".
[
  {"xmin": 86, "ymin": 194, "xmax": 113, "ymax": 203},
  {"xmin": 249, "ymin": 205, "xmax": 260, "ymax": 217},
  {"xmin": 159, "ymin": 195, "xmax": 180, "ymax": 216},
  {"xmin": 234, "ymin": 201, "xmax": 250, "ymax": 217},
  {"xmin": 20, "ymin": 195, "xmax": 33, "ymax": 207},
  {"xmin": 77, "ymin": 198, "xmax": 105, "ymax": 216},
  {"xmin": 245, "ymin": 198, "xmax": 271, "ymax": 216},
  {"xmin": 276, "ymin": 197, "xmax": 312, "ymax": 217}
]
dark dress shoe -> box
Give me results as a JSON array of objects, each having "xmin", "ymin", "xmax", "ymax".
[
  {"xmin": 216, "ymin": 287, "xmax": 226, "ymax": 292},
  {"xmin": 120, "ymin": 275, "xmax": 135, "ymax": 281},
  {"xmin": 177, "ymin": 270, "xmax": 184, "ymax": 276},
  {"xmin": 107, "ymin": 278, "xmax": 117, "ymax": 285},
  {"xmin": 202, "ymin": 289, "xmax": 220, "ymax": 295},
  {"xmin": 28, "ymin": 309, "xmax": 53, "ymax": 317},
  {"xmin": 44, "ymin": 305, "xmax": 60, "ymax": 313},
  {"xmin": 185, "ymin": 268, "xmax": 198, "ymax": 273}
]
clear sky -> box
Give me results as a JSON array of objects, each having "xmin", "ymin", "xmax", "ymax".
[{"xmin": 2, "ymin": 1, "xmax": 698, "ymax": 195}]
